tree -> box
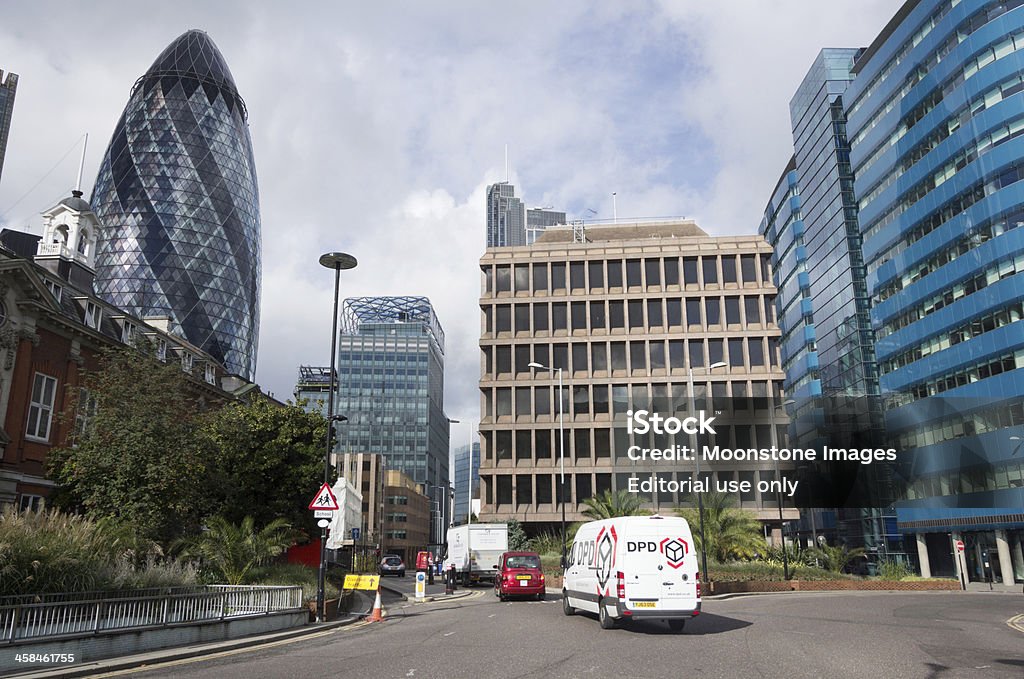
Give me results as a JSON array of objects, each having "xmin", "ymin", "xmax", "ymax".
[
  {"xmin": 507, "ymin": 519, "xmax": 529, "ymax": 550},
  {"xmin": 676, "ymin": 492, "xmax": 765, "ymax": 563},
  {"xmin": 174, "ymin": 515, "xmax": 295, "ymax": 585},
  {"xmin": 580, "ymin": 489, "xmax": 649, "ymax": 520},
  {"xmin": 811, "ymin": 543, "xmax": 867, "ymax": 573},
  {"xmin": 48, "ymin": 344, "xmax": 212, "ymax": 546},
  {"xmin": 199, "ymin": 397, "xmax": 326, "ymax": 531}
]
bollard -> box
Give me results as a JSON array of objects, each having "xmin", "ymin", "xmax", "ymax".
[{"xmin": 445, "ymin": 565, "xmax": 454, "ymax": 595}]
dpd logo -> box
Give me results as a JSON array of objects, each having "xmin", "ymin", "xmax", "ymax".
[
  {"xmin": 659, "ymin": 537, "xmax": 689, "ymax": 569},
  {"xmin": 594, "ymin": 526, "xmax": 617, "ymax": 591}
]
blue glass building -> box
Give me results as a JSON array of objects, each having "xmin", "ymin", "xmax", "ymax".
[
  {"xmin": 333, "ymin": 296, "xmax": 451, "ymax": 529},
  {"xmin": 452, "ymin": 441, "xmax": 480, "ymax": 525},
  {"xmin": 846, "ymin": 0, "xmax": 1024, "ymax": 583},
  {"xmin": 91, "ymin": 30, "xmax": 261, "ymax": 379}
]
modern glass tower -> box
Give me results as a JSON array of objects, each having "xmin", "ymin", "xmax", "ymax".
[
  {"xmin": 452, "ymin": 441, "xmax": 480, "ymax": 525},
  {"xmin": 486, "ymin": 181, "xmax": 565, "ymax": 247},
  {"xmin": 846, "ymin": 0, "xmax": 1024, "ymax": 582},
  {"xmin": 333, "ymin": 296, "xmax": 451, "ymax": 522},
  {"xmin": 0, "ymin": 68, "xmax": 18, "ymax": 187},
  {"xmin": 91, "ymin": 30, "xmax": 261, "ymax": 379}
]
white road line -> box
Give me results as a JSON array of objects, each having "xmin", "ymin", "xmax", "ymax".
[{"xmin": 443, "ymin": 631, "xmax": 455, "ymax": 637}]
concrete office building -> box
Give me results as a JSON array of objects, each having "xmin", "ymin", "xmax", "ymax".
[
  {"xmin": 843, "ymin": 0, "xmax": 1024, "ymax": 584},
  {"xmin": 0, "ymin": 68, "xmax": 16, "ymax": 187},
  {"xmin": 333, "ymin": 296, "xmax": 451, "ymax": 533},
  {"xmin": 477, "ymin": 220, "xmax": 797, "ymax": 535}
]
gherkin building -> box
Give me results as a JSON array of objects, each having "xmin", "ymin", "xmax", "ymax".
[{"xmin": 91, "ymin": 29, "xmax": 261, "ymax": 378}]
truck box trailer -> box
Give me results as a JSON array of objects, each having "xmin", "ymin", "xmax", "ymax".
[{"xmin": 443, "ymin": 523, "xmax": 508, "ymax": 586}]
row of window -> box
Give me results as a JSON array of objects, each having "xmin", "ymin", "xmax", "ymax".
[
  {"xmin": 906, "ymin": 460, "xmax": 1024, "ymax": 500},
  {"xmin": 886, "ymin": 351, "xmax": 1024, "ymax": 409},
  {"xmin": 484, "ymin": 295, "xmax": 777, "ymax": 335},
  {"xmin": 893, "ymin": 401, "xmax": 1024, "ymax": 450},
  {"xmin": 483, "ymin": 254, "xmax": 772, "ymax": 295},
  {"xmin": 483, "ymin": 337, "xmax": 780, "ymax": 380},
  {"xmin": 485, "ymin": 470, "xmax": 782, "ymax": 507}
]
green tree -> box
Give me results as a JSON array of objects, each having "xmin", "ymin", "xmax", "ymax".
[
  {"xmin": 580, "ymin": 489, "xmax": 649, "ymax": 520},
  {"xmin": 676, "ymin": 492, "xmax": 765, "ymax": 563},
  {"xmin": 174, "ymin": 515, "xmax": 295, "ymax": 585},
  {"xmin": 48, "ymin": 344, "xmax": 211, "ymax": 545},
  {"xmin": 199, "ymin": 397, "xmax": 326, "ymax": 531},
  {"xmin": 507, "ymin": 519, "xmax": 529, "ymax": 550},
  {"xmin": 811, "ymin": 543, "xmax": 867, "ymax": 573}
]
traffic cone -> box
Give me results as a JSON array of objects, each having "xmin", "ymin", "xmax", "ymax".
[{"xmin": 368, "ymin": 588, "xmax": 384, "ymax": 622}]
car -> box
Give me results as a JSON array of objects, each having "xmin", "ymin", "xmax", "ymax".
[
  {"xmin": 493, "ymin": 551, "xmax": 545, "ymax": 601},
  {"xmin": 379, "ymin": 554, "xmax": 406, "ymax": 577}
]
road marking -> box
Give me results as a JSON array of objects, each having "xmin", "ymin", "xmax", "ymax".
[
  {"xmin": 406, "ymin": 671, "xmax": 416, "ymax": 677},
  {"xmin": 488, "ymin": 614, "xmax": 496, "ymax": 618},
  {"xmin": 443, "ymin": 631, "xmax": 455, "ymax": 637},
  {"xmin": 1007, "ymin": 614, "xmax": 1024, "ymax": 634}
]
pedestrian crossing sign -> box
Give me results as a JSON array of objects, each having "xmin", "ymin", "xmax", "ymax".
[{"xmin": 308, "ymin": 482, "xmax": 340, "ymax": 511}]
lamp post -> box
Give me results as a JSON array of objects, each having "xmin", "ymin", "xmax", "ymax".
[
  {"xmin": 769, "ymin": 398, "xmax": 796, "ymax": 580},
  {"xmin": 687, "ymin": 361, "xmax": 727, "ymax": 582},
  {"xmin": 317, "ymin": 251, "xmax": 357, "ymax": 624},
  {"xmin": 528, "ymin": 361, "xmax": 566, "ymax": 568}
]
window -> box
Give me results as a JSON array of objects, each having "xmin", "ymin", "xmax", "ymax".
[
  {"xmin": 553, "ymin": 344, "xmax": 568, "ymax": 371},
  {"xmin": 122, "ymin": 321, "xmax": 137, "ymax": 345},
  {"xmin": 722, "ymin": 256, "xmax": 737, "ymax": 283},
  {"xmin": 607, "ymin": 260, "xmax": 623, "ymax": 288},
  {"xmin": 571, "ymin": 302, "xmax": 587, "ymax": 331},
  {"xmin": 535, "ymin": 386, "xmax": 551, "ymax": 415},
  {"xmin": 647, "ymin": 299, "xmax": 663, "ymax": 327},
  {"xmin": 496, "ymin": 346, "xmax": 511, "ymax": 374},
  {"xmin": 572, "ymin": 343, "xmax": 588, "ymax": 373},
  {"xmin": 533, "ymin": 303, "xmax": 549, "ymax": 332},
  {"xmin": 626, "ymin": 259, "xmax": 642, "ymax": 287},
  {"xmin": 496, "ymin": 388, "xmax": 512, "ymax": 417},
  {"xmin": 749, "ymin": 339, "xmax": 765, "ymax": 366},
  {"xmin": 725, "ymin": 296, "xmax": 741, "ymax": 324},
  {"xmin": 629, "ymin": 342, "xmax": 647, "ymax": 372},
  {"xmin": 496, "ymin": 265, "xmax": 511, "ymax": 292},
  {"xmin": 156, "ymin": 338, "xmax": 168, "ymax": 361},
  {"xmin": 592, "ymin": 342, "xmax": 608, "ymax": 372},
  {"xmin": 686, "ymin": 299, "xmax": 702, "ymax": 327},
  {"xmin": 590, "ymin": 301, "xmax": 606, "ymax": 331},
  {"xmin": 19, "ymin": 495, "xmax": 43, "ymax": 512},
  {"xmin": 683, "ymin": 258, "xmax": 698, "ymax": 284},
  {"xmin": 645, "ymin": 259, "xmax": 661, "ymax": 287},
  {"xmin": 26, "ymin": 373, "xmax": 57, "ymax": 441},
  {"xmin": 609, "ymin": 300, "xmax": 625, "ymax": 329},
  {"xmin": 745, "ymin": 296, "xmax": 761, "ymax": 323},
  {"xmin": 705, "ymin": 297, "xmax": 721, "ymax": 326},
  {"xmin": 729, "ymin": 338, "xmax": 745, "ymax": 367},
  {"xmin": 205, "ymin": 363, "xmax": 217, "ymax": 384},
  {"xmin": 689, "ymin": 340, "xmax": 705, "ymax": 368},
  {"xmin": 611, "ymin": 342, "xmax": 627, "ymax": 371},
  {"xmin": 516, "ymin": 387, "xmax": 532, "ymax": 417},
  {"xmin": 708, "ymin": 339, "xmax": 724, "ymax": 365},
  {"xmin": 515, "ymin": 305, "xmax": 530, "ymax": 333},
  {"xmin": 588, "ymin": 261, "xmax": 604, "ymax": 290},
  {"xmin": 514, "ymin": 264, "xmax": 529, "ymax": 292},
  {"xmin": 570, "ymin": 261, "xmax": 585, "ymax": 290},
  {"xmin": 532, "ymin": 263, "xmax": 548, "ymax": 292},
  {"xmin": 84, "ymin": 301, "xmax": 101, "ymax": 329},
  {"xmin": 628, "ymin": 300, "xmax": 644, "ymax": 329},
  {"xmin": 44, "ymin": 279, "xmax": 62, "ymax": 302},
  {"xmin": 496, "ymin": 305, "xmax": 511, "ymax": 332},
  {"xmin": 181, "ymin": 352, "xmax": 194, "ymax": 372},
  {"xmin": 515, "ymin": 345, "xmax": 531, "ymax": 374},
  {"xmin": 650, "ymin": 340, "xmax": 666, "ymax": 370},
  {"xmin": 702, "ymin": 257, "xmax": 718, "ymax": 284},
  {"xmin": 666, "ymin": 298, "xmax": 682, "ymax": 327},
  {"xmin": 741, "ymin": 255, "xmax": 758, "ymax": 283},
  {"xmin": 74, "ymin": 387, "xmax": 97, "ymax": 439},
  {"xmin": 664, "ymin": 258, "xmax": 679, "ymax": 286},
  {"xmin": 551, "ymin": 262, "xmax": 566, "ymax": 291},
  {"xmin": 552, "ymin": 303, "xmax": 567, "ymax": 331},
  {"xmin": 669, "ymin": 340, "xmax": 685, "ymax": 369}
]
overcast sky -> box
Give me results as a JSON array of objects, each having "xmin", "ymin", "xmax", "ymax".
[{"xmin": 0, "ymin": 0, "xmax": 903, "ymax": 441}]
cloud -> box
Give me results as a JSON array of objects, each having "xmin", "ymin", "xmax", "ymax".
[{"xmin": 0, "ymin": 0, "xmax": 904, "ymax": 430}]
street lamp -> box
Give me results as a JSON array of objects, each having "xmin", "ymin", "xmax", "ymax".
[
  {"xmin": 769, "ymin": 398, "xmax": 796, "ymax": 580},
  {"xmin": 528, "ymin": 361, "xmax": 567, "ymax": 568},
  {"xmin": 687, "ymin": 361, "xmax": 727, "ymax": 582},
  {"xmin": 316, "ymin": 251, "xmax": 357, "ymax": 624}
]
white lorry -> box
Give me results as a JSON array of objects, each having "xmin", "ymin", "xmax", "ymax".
[
  {"xmin": 443, "ymin": 523, "xmax": 509, "ymax": 586},
  {"xmin": 562, "ymin": 515, "xmax": 701, "ymax": 632}
]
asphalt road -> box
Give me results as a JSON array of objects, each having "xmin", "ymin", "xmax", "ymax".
[{"xmin": 120, "ymin": 589, "xmax": 1024, "ymax": 679}]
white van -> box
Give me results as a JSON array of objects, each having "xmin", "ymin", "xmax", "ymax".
[{"xmin": 562, "ymin": 515, "xmax": 701, "ymax": 631}]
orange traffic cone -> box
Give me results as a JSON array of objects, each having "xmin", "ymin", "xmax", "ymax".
[{"xmin": 368, "ymin": 588, "xmax": 384, "ymax": 622}]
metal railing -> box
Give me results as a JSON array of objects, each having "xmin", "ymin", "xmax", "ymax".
[{"xmin": 0, "ymin": 585, "xmax": 303, "ymax": 644}]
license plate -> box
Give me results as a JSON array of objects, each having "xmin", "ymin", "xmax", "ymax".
[
  {"xmin": 634, "ymin": 601, "xmax": 656, "ymax": 608},
  {"xmin": 516, "ymin": 575, "xmax": 531, "ymax": 581}
]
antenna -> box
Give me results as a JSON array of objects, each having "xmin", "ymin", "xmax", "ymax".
[
  {"xmin": 612, "ymin": 192, "xmax": 617, "ymax": 223},
  {"xmin": 504, "ymin": 144, "xmax": 509, "ymax": 183},
  {"xmin": 75, "ymin": 133, "xmax": 89, "ymax": 193}
]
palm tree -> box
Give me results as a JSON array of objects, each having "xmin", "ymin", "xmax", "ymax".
[
  {"xmin": 174, "ymin": 516, "xmax": 295, "ymax": 585},
  {"xmin": 675, "ymin": 492, "xmax": 764, "ymax": 563},
  {"xmin": 811, "ymin": 543, "xmax": 867, "ymax": 573},
  {"xmin": 581, "ymin": 489, "xmax": 649, "ymax": 520}
]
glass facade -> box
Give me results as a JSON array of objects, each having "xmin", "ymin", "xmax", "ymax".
[
  {"xmin": 843, "ymin": 0, "xmax": 1024, "ymax": 580},
  {"xmin": 334, "ymin": 296, "xmax": 450, "ymax": 512},
  {"xmin": 486, "ymin": 181, "xmax": 565, "ymax": 247},
  {"xmin": 91, "ymin": 30, "xmax": 261, "ymax": 379},
  {"xmin": 0, "ymin": 68, "xmax": 17, "ymax": 188},
  {"xmin": 452, "ymin": 441, "xmax": 480, "ymax": 525}
]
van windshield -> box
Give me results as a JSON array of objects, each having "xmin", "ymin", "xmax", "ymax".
[{"xmin": 505, "ymin": 555, "xmax": 541, "ymax": 569}]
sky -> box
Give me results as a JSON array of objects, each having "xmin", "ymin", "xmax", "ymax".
[{"xmin": 0, "ymin": 0, "xmax": 903, "ymax": 445}]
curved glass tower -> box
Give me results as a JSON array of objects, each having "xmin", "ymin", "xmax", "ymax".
[{"xmin": 91, "ymin": 29, "xmax": 261, "ymax": 378}]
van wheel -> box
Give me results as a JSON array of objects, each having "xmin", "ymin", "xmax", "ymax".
[
  {"xmin": 562, "ymin": 592, "xmax": 574, "ymax": 616},
  {"xmin": 598, "ymin": 600, "xmax": 616, "ymax": 629},
  {"xmin": 668, "ymin": 619, "xmax": 686, "ymax": 633}
]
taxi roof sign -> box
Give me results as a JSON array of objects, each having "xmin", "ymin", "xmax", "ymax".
[{"xmin": 308, "ymin": 482, "xmax": 340, "ymax": 511}]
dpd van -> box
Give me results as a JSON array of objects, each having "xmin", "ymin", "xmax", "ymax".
[{"xmin": 562, "ymin": 515, "xmax": 701, "ymax": 631}]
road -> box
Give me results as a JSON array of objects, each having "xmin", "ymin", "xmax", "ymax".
[{"xmin": 119, "ymin": 587, "xmax": 1022, "ymax": 679}]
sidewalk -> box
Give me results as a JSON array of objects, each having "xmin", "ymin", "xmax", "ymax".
[{"xmin": 378, "ymin": 575, "xmax": 480, "ymax": 602}]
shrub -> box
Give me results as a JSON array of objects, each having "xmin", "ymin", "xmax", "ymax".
[
  {"xmin": 529, "ymin": 531, "xmax": 565, "ymax": 556},
  {"xmin": 878, "ymin": 559, "xmax": 913, "ymax": 580},
  {"xmin": 248, "ymin": 562, "xmax": 340, "ymax": 603}
]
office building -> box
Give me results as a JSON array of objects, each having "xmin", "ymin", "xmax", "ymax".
[
  {"xmin": 333, "ymin": 296, "xmax": 451, "ymax": 529},
  {"xmin": 844, "ymin": 0, "xmax": 1024, "ymax": 583},
  {"xmin": 487, "ymin": 182, "xmax": 565, "ymax": 247},
  {"xmin": 383, "ymin": 469, "xmax": 431, "ymax": 562},
  {"xmin": 293, "ymin": 366, "xmax": 332, "ymax": 415},
  {"xmin": 0, "ymin": 68, "xmax": 16, "ymax": 187},
  {"xmin": 477, "ymin": 220, "xmax": 795, "ymax": 535},
  {"xmin": 91, "ymin": 30, "xmax": 261, "ymax": 379},
  {"xmin": 453, "ymin": 440, "xmax": 480, "ymax": 525},
  {"xmin": 760, "ymin": 50, "xmax": 893, "ymax": 555}
]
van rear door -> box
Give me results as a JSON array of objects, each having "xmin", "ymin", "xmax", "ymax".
[{"xmin": 622, "ymin": 534, "xmax": 697, "ymax": 611}]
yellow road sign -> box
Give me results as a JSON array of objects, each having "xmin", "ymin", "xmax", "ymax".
[{"xmin": 343, "ymin": 574, "xmax": 380, "ymax": 590}]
